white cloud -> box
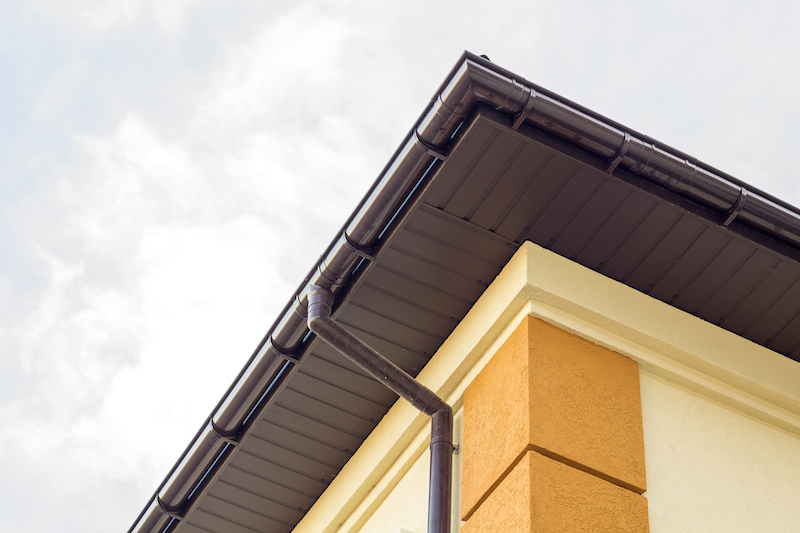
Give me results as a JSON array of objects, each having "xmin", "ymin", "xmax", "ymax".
[
  {"xmin": 32, "ymin": 0, "xmax": 142, "ymax": 32},
  {"xmin": 151, "ymin": 0, "xmax": 202, "ymax": 34},
  {"xmin": 0, "ymin": 6, "xmax": 374, "ymax": 529},
  {"xmin": 31, "ymin": 0, "xmax": 205, "ymax": 34}
]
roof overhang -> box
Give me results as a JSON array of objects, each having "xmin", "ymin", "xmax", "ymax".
[{"xmin": 130, "ymin": 52, "xmax": 800, "ymax": 533}]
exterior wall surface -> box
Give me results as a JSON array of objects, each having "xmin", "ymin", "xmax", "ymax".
[
  {"xmin": 461, "ymin": 316, "xmax": 648, "ymax": 533},
  {"xmin": 641, "ymin": 371, "xmax": 800, "ymax": 532},
  {"xmin": 292, "ymin": 243, "xmax": 800, "ymax": 533}
]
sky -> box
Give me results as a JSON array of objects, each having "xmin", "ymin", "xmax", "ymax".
[{"xmin": 1, "ymin": 1, "xmax": 799, "ymax": 532}]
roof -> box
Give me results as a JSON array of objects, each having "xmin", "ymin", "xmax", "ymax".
[{"xmin": 130, "ymin": 52, "xmax": 800, "ymax": 533}]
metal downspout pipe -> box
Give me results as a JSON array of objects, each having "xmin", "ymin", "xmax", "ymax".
[{"xmin": 307, "ymin": 286, "xmax": 454, "ymax": 533}]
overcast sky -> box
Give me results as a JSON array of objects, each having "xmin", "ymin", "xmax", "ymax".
[{"xmin": 1, "ymin": 1, "xmax": 799, "ymax": 532}]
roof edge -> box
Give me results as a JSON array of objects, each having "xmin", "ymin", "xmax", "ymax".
[{"xmin": 130, "ymin": 51, "xmax": 800, "ymax": 533}]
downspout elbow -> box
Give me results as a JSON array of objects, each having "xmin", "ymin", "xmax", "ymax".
[
  {"xmin": 306, "ymin": 286, "xmax": 447, "ymax": 416},
  {"xmin": 306, "ymin": 285, "xmax": 454, "ymax": 533}
]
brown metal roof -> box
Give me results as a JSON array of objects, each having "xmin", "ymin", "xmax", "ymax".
[{"xmin": 130, "ymin": 53, "xmax": 800, "ymax": 533}]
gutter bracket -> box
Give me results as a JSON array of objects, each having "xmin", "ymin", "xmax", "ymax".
[
  {"xmin": 344, "ymin": 233, "xmax": 376, "ymax": 261},
  {"xmin": 414, "ymin": 130, "xmax": 449, "ymax": 161},
  {"xmin": 269, "ymin": 340, "xmax": 302, "ymax": 363},
  {"xmin": 210, "ymin": 419, "xmax": 240, "ymax": 446},
  {"xmin": 512, "ymin": 86, "xmax": 537, "ymax": 130},
  {"xmin": 724, "ymin": 187, "xmax": 748, "ymax": 227},
  {"xmin": 270, "ymin": 314, "xmax": 306, "ymax": 363},
  {"xmin": 156, "ymin": 497, "xmax": 185, "ymax": 520},
  {"xmin": 607, "ymin": 132, "xmax": 631, "ymax": 174},
  {"xmin": 275, "ymin": 352, "xmax": 301, "ymax": 363}
]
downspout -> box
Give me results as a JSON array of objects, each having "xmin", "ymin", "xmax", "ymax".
[{"xmin": 306, "ymin": 286, "xmax": 454, "ymax": 533}]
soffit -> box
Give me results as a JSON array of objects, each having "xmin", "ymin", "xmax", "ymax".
[
  {"xmin": 174, "ymin": 106, "xmax": 800, "ymax": 533},
  {"xmin": 424, "ymin": 107, "xmax": 800, "ymax": 360}
]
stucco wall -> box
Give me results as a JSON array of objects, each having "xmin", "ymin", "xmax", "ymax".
[
  {"xmin": 641, "ymin": 370, "xmax": 800, "ymax": 533},
  {"xmin": 349, "ymin": 370, "xmax": 800, "ymax": 533}
]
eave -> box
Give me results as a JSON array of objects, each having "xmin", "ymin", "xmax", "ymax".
[{"xmin": 130, "ymin": 52, "xmax": 800, "ymax": 533}]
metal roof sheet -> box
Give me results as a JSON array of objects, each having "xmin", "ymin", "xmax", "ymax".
[{"xmin": 130, "ymin": 53, "xmax": 800, "ymax": 533}]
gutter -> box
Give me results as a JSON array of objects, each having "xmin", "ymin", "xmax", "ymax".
[{"xmin": 130, "ymin": 51, "xmax": 800, "ymax": 533}]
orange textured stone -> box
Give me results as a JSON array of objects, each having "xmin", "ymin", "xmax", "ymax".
[
  {"xmin": 462, "ymin": 451, "xmax": 649, "ymax": 533},
  {"xmin": 461, "ymin": 316, "xmax": 646, "ymax": 520}
]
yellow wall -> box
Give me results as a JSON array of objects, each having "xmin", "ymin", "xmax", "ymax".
[
  {"xmin": 293, "ymin": 242, "xmax": 800, "ymax": 533},
  {"xmin": 641, "ymin": 371, "xmax": 800, "ymax": 532}
]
